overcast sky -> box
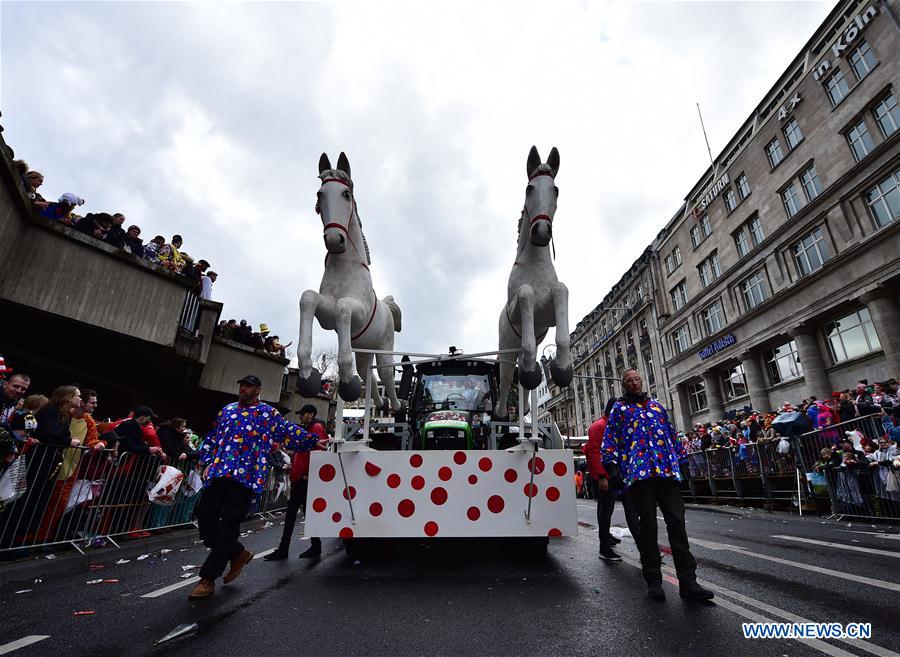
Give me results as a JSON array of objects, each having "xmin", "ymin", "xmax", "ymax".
[{"xmin": 1, "ymin": 0, "xmax": 832, "ymax": 363}]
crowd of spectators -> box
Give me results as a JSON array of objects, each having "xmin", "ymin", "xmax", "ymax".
[
  {"xmin": 14, "ymin": 159, "xmax": 218, "ymax": 301},
  {"xmin": 0, "ymin": 355, "xmax": 204, "ymax": 548},
  {"xmin": 215, "ymin": 320, "xmax": 292, "ymax": 358}
]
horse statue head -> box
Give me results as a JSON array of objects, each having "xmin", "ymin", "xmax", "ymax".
[
  {"xmin": 316, "ymin": 152, "xmax": 370, "ymax": 264},
  {"xmin": 518, "ymin": 145, "xmax": 560, "ymax": 250}
]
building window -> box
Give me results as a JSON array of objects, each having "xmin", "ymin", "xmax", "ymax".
[
  {"xmin": 766, "ymin": 138, "xmax": 784, "ymax": 168},
  {"xmin": 700, "ymin": 214, "xmax": 712, "ymax": 238},
  {"xmin": 688, "ymin": 381, "xmax": 707, "ymax": 413},
  {"xmin": 873, "ymin": 93, "xmax": 899, "ymax": 138},
  {"xmin": 824, "ymin": 69, "xmax": 850, "ymax": 107},
  {"xmin": 792, "ymin": 227, "xmax": 830, "ymax": 276},
  {"xmin": 672, "ymin": 324, "xmax": 690, "ymax": 355},
  {"xmin": 698, "ymin": 252, "xmax": 721, "ymax": 288},
  {"xmin": 723, "ymin": 188, "xmax": 737, "ymax": 212},
  {"xmin": 722, "ymin": 365, "xmax": 747, "ymax": 401},
  {"xmin": 865, "ymin": 167, "xmax": 900, "ymax": 228},
  {"xmin": 741, "ymin": 271, "xmax": 767, "ymax": 311},
  {"xmin": 670, "ymin": 281, "xmax": 688, "ymax": 311},
  {"xmin": 847, "ymin": 120, "xmax": 876, "ymax": 162},
  {"xmin": 737, "ymin": 173, "xmax": 751, "ymax": 199},
  {"xmin": 664, "ymin": 254, "xmax": 673, "ymax": 276},
  {"xmin": 672, "ymin": 246, "xmax": 682, "ymax": 267},
  {"xmin": 767, "ymin": 340, "xmax": 802, "ymax": 385},
  {"xmin": 734, "ymin": 227, "xmax": 750, "ymax": 258},
  {"xmin": 848, "ymin": 40, "xmax": 877, "ymax": 81},
  {"xmin": 749, "ymin": 216, "xmax": 764, "ymax": 246},
  {"xmin": 690, "ymin": 225, "xmax": 702, "ymax": 248},
  {"xmin": 783, "ymin": 117, "xmax": 803, "ymax": 150},
  {"xmin": 825, "ymin": 308, "xmax": 881, "ymax": 363},
  {"xmin": 782, "ymin": 183, "xmax": 802, "ymax": 217},
  {"xmin": 702, "ymin": 300, "xmax": 725, "ymax": 336},
  {"xmin": 800, "ymin": 164, "xmax": 822, "ymax": 201}
]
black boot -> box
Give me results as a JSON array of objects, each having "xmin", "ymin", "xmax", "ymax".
[
  {"xmin": 679, "ymin": 580, "xmax": 714, "ymax": 601},
  {"xmin": 298, "ymin": 546, "xmax": 321, "ymax": 559},
  {"xmin": 264, "ymin": 548, "xmax": 288, "ymax": 561},
  {"xmin": 647, "ymin": 581, "xmax": 666, "ymax": 601},
  {"xmin": 607, "ymin": 535, "xmax": 622, "ymax": 545}
]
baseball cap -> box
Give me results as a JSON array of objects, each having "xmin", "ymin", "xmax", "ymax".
[{"xmin": 238, "ymin": 375, "xmax": 262, "ymax": 387}]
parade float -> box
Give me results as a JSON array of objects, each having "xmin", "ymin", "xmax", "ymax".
[{"xmin": 299, "ymin": 149, "xmax": 577, "ymax": 555}]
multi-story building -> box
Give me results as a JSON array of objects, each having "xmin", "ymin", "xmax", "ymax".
[
  {"xmin": 657, "ymin": 0, "xmax": 900, "ymax": 429},
  {"xmin": 565, "ymin": 0, "xmax": 900, "ymax": 432}
]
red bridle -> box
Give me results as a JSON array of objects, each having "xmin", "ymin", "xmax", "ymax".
[{"xmin": 316, "ymin": 177, "xmax": 369, "ymax": 271}]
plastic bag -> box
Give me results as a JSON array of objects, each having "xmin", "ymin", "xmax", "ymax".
[
  {"xmin": 776, "ymin": 437, "xmax": 791, "ymax": 455},
  {"xmin": 148, "ymin": 466, "xmax": 185, "ymax": 506},
  {"xmin": 0, "ymin": 456, "xmax": 27, "ymax": 503},
  {"xmin": 65, "ymin": 479, "xmax": 95, "ymax": 511},
  {"xmin": 181, "ymin": 470, "xmax": 203, "ymax": 498}
]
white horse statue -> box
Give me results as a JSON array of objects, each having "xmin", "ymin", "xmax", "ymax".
[
  {"xmin": 296, "ymin": 152, "xmax": 402, "ymax": 410},
  {"xmin": 496, "ymin": 146, "xmax": 572, "ymax": 418}
]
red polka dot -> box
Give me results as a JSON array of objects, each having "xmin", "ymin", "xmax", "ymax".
[
  {"xmin": 546, "ymin": 486, "xmax": 560, "ymax": 502},
  {"xmin": 553, "ymin": 461, "xmax": 568, "ymax": 477},
  {"xmin": 387, "ymin": 473, "xmax": 401, "ymax": 488},
  {"xmin": 342, "ymin": 486, "xmax": 357, "ymax": 500},
  {"xmin": 424, "ymin": 521, "xmax": 439, "ymax": 537},
  {"xmin": 410, "ymin": 453, "xmax": 423, "ymax": 468},
  {"xmin": 504, "ymin": 468, "xmax": 518, "ymax": 483},
  {"xmin": 319, "ymin": 464, "xmax": 336, "ymax": 482},
  {"xmin": 453, "ymin": 451, "xmax": 467, "ymax": 465},
  {"xmin": 548, "ymin": 528, "xmax": 562, "ymax": 537},
  {"xmin": 339, "ymin": 527, "xmax": 353, "ymax": 538},
  {"xmin": 369, "ymin": 502, "xmax": 383, "ymax": 517},
  {"xmin": 312, "ymin": 497, "xmax": 327, "ymax": 513},
  {"xmin": 365, "ymin": 461, "xmax": 382, "ymax": 476},
  {"xmin": 478, "ymin": 457, "xmax": 493, "ymax": 472},
  {"xmin": 411, "ymin": 475, "xmax": 425, "ymax": 490},
  {"xmin": 528, "ymin": 456, "xmax": 545, "ymax": 474},
  {"xmin": 430, "ymin": 487, "xmax": 448, "ymax": 505},
  {"xmin": 467, "ymin": 506, "xmax": 481, "ymax": 521},
  {"xmin": 467, "ymin": 474, "xmax": 478, "ymax": 485},
  {"xmin": 523, "ymin": 483, "xmax": 538, "ymax": 498},
  {"xmin": 438, "ymin": 466, "xmax": 453, "ymax": 481},
  {"xmin": 332, "ymin": 512, "xmax": 342, "ymax": 522},
  {"xmin": 487, "ymin": 495, "xmax": 505, "ymax": 513},
  {"xmin": 398, "ymin": 499, "xmax": 415, "ymax": 517}
]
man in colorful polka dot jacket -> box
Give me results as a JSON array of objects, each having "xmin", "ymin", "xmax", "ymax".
[
  {"xmin": 188, "ymin": 375, "xmax": 325, "ymax": 600},
  {"xmin": 602, "ymin": 367, "xmax": 714, "ymax": 603}
]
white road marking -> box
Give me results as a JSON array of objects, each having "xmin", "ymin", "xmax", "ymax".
[
  {"xmin": 141, "ymin": 548, "xmax": 276, "ymax": 598},
  {"xmin": 837, "ymin": 530, "xmax": 900, "ymax": 541},
  {"xmin": 0, "ymin": 636, "xmax": 50, "ymax": 654},
  {"xmin": 772, "ymin": 535, "xmax": 900, "ymax": 559},
  {"xmin": 689, "ymin": 537, "xmax": 900, "ymax": 592}
]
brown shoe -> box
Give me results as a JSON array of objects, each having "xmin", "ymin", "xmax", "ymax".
[
  {"xmin": 188, "ymin": 577, "xmax": 215, "ymax": 599},
  {"xmin": 222, "ymin": 549, "xmax": 253, "ymax": 584}
]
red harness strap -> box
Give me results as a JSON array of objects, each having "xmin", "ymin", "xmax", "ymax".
[
  {"xmin": 505, "ymin": 305, "xmax": 549, "ymax": 343},
  {"xmin": 318, "ymin": 177, "xmax": 370, "ymax": 271},
  {"xmin": 352, "ymin": 290, "xmax": 378, "ymax": 341}
]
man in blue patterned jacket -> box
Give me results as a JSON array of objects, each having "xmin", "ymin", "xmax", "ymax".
[
  {"xmin": 602, "ymin": 368, "xmax": 713, "ymax": 602},
  {"xmin": 189, "ymin": 375, "xmax": 327, "ymax": 600}
]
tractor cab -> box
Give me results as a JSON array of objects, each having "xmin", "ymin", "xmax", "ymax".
[{"xmin": 406, "ymin": 359, "xmax": 498, "ymax": 450}]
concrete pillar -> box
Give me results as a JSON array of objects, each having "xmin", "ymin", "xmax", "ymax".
[
  {"xmin": 573, "ymin": 374, "xmax": 585, "ymax": 434},
  {"xmin": 739, "ymin": 350, "xmax": 769, "ymax": 412},
  {"xmin": 675, "ymin": 383, "xmax": 693, "ymax": 431},
  {"xmin": 860, "ymin": 288, "xmax": 900, "ymax": 375},
  {"xmin": 788, "ymin": 324, "xmax": 831, "ymax": 400},
  {"xmin": 702, "ymin": 369, "xmax": 725, "ymax": 421}
]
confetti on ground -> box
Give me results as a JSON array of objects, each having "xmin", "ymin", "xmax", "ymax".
[
  {"xmin": 102, "ymin": 579, "xmax": 119, "ymax": 583},
  {"xmin": 160, "ymin": 549, "xmax": 173, "ymax": 554},
  {"xmin": 156, "ymin": 623, "xmax": 199, "ymax": 645},
  {"xmin": 15, "ymin": 589, "xmax": 32, "ymax": 594},
  {"xmin": 116, "ymin": 559, "xmax": 130, "ymax": 565},
  {"xmin": 45, "ymin": 554, "xmax": 57, "ymax": 560},
  {"xmin": 179, "ymin": 573, "xmax": 194, "ymax": 579},
  {"xmin": 181, "ymin": 565, "xmax": 197, "ymax": 571},
  {"xmin": 34, "ymin": 579, "xmax": 42, "ymax": 584},
  {"xmin": 89, "ymin": 564, "xmax": 105, "ymax": 571},
  {"xmin": 86, "ymin": 579, "xmax": 104, "ymax": 585},
  {"xmin": 137, "ymin": 554, "xmax": 149, "ymax": 561},
  {"xmin": 73, "ymin": 611, "xmax": 96, "ymax": 616}
]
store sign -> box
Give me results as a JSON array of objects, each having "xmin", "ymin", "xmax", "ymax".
[
  {"xmin": 698, "ymin": 333, "xmax": 736, "ymax": 361},
  {"xmin": 591, "ymin": 328, "xmax": 615, "ymax": 351},
  {"xmin": 812, "ymin": 5, "xmax": 879, "ymax": 82},
  {"xmin": 777, "ymin": 93, "xmax": 802, "ymax": 121},
  {"xmin": 692, "ymin": 173, "xmax": 729, "ymax": 216}
]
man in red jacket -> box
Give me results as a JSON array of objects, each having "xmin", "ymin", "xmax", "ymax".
[
  {"xmin": 265, "ymin": 404, "xmax": 328, "ymax": 560},
  {"xmin": 584, "ymin": 399, "xmax": 640, "ymax": 561}
]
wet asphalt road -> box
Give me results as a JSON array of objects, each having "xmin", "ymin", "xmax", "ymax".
[{"xmin": 2, "ymin": 501, "xmax": 899, "ymax": 657}]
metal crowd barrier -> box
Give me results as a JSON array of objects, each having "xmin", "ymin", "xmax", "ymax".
[{"xmin": 678, "ymin": 414, "xmax": 900, "ymax": 520}]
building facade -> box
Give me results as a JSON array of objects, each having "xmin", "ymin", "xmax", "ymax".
[{"xmin": 566, "ymin": 0, "xmax": 900, "ymax": 432}]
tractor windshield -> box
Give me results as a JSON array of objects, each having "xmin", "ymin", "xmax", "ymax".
[{"xmin": 420, "ymin": 373, "xmax": 491, "ymax": 411}]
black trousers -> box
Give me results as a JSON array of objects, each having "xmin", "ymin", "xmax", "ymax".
[
  {"xmin": 627, "ymin": 477, "xmax": 697, "ymax": 585},
  {"xmin": 197, "ymin": 478, "xmax": 253, "ymax": 580},
  {"xmin": 597, "ymin": 485, "xmax": 641, "ymax": 547},
  {"xmin": 277, "ymin": 478, "xmax": 321, "ymax": 553}
]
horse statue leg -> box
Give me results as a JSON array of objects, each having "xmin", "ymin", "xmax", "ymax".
[
  {"xmin": 335, "ymin": 297, "xmax": 364, "ymax": 402},
  {"xmin": 297, "ymin": 289, "xmax": 323, "ymax": 397},
  {"xmin": 515, "ymin": 284, "xmax": 542, "ymax": 390},
  {"xmin": 495, "ymin": 308, "xmax": 520, "ymax": 420},
  {"xmin": 355, "ymin": 351, "xmax": 385, "ymax": 410},
  {"xmin": 376, "ymin": 352, "xmax": 402, "ymax": 413},
  {"xmin": 549, "ymin": 281, "xmax": 573, "ymax": 387}
]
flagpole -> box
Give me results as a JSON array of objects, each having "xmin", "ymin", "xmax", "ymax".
[{"xmin": 696, "ymin": 102, "xmax": 716, "ymax": 172}]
